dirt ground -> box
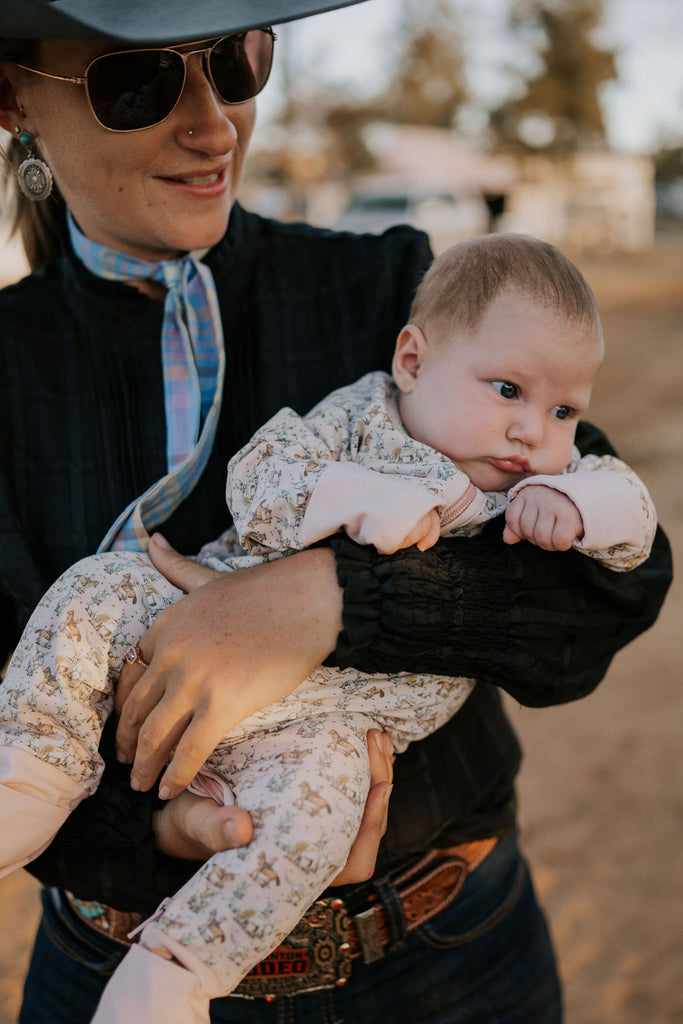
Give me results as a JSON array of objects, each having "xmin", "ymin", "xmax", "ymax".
[{"xmin": 0, "ymin": 231, "xmax": 681, "ymax": 1023}]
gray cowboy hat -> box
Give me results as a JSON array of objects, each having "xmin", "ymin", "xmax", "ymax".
[{"xmin": 0, "ymin": 0, "xmax": 370, "ymax": 43}]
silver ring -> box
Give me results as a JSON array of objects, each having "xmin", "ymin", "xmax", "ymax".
[{"xmin": 124, "ymin": 644, "xmax": 149, "ymax": 669}]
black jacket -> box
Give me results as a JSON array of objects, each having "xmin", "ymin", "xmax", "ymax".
[{"xmin": 0, "ymin": 204, "xmax": 672, "ymax": 911}]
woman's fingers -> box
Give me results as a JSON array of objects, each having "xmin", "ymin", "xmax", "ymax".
[
  {"xmin": 330, "ymin": 730, "xmax": 394, "ymax": 886},
  {"xmin": 129, "ymin": 706, "xmax": 195, "ymax": 794},
  {"xmin": 115, "ymin": 656, "xmax": 150, "ymax": 724},
  {"xmin": 115, "ymin": 648, "xmax": 170, "ymax": 763},
  {"xmin": 148, "ymin": 533, "xmax": 220, "ymax": 592},
  {"xmin": 117, "ymin": 651, "xmax": 227, "ymax": 794},
  {"xmin": 154, "ymin": 714, "xmax": 229, "ymax": 799},
  {"xmin": 115, "ymin": 548, "xmax": 342, "ymax": 795}
]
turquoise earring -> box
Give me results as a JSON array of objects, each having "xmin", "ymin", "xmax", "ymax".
[{"xmin": 14, "ymin": 125, "xmax": 53, "ymax": 201}]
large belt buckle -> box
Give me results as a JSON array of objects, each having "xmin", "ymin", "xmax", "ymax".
[{"xmin": 232, "ymin": 897, "xmax": 353, "ymax": 1000}]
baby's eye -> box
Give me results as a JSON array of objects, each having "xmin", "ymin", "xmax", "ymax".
[
  {"xmin": 552, "ymin": 405, "xmax": 572, "ymax": 420},
  {"xmin": 492, "ymin": 381, "xmax": 519, "ymax": 400}
]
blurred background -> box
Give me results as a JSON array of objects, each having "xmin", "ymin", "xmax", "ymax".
[{"xmin": 1, "ymin": 0, "xmax": 681, "ymax": 1020}]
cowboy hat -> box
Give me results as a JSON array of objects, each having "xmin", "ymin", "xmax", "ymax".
[{"xmin": 0, "ymin": 0, "xmax": 370, "ymax": 43}]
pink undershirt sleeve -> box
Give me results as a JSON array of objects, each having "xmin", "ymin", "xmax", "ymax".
[{"xmin": 0, "ymin": 746, "xmax": 85, "ymax": 877}]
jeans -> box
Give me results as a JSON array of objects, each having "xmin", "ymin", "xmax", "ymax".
[{"xmin": 20, "ymin": 831, "xmax": 562, "ymax": 1024}]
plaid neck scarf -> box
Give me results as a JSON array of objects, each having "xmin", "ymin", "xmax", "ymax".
[{"xmin": 67, "ymin": 213, "xmax": 225, "ymax": 552}]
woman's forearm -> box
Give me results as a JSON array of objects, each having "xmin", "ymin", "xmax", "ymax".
[{"xmin": 327, "ymin": 519, "xmax": 672, "ymax": 706}]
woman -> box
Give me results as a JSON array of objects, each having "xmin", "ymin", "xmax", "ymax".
[{"xmin": 0, "ymin": 1, "xmax": 672, "ymax": 1022}]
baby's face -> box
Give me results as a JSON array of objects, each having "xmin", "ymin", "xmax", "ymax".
[{"xmin": 395, "ymin": 290, "xmax": 602, "ymax": 492}]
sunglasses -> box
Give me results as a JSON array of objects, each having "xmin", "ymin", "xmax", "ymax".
[{"xmin": 13, "ymin": 29, "xmax": 275, "ymax": 132}]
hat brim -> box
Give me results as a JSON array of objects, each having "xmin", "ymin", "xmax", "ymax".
[{"xmin": 0, "ymin": 0, "xmax": 370, "ymax": 43}]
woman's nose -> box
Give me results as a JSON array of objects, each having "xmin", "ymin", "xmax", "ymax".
[{"xmin": 172, "ymin": 58, "xmax": 237, "ymax": 150}]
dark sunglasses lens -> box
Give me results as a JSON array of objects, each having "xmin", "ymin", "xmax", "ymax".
[
  {"xmin": 209, "ymin": 29, "xmax": 274, "ymax": 103},
  {"xmin": 87, "ymin": 50, "xmax": 185, "ymax": 130}
]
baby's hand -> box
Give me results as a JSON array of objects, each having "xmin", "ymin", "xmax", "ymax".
[
  {"xmin": 382, "ymin": 508, "xmax": 441, "ymax": 553},
  {"xmin": 503, "ymin": 485, "xmax": 584, "ymax": 551}
]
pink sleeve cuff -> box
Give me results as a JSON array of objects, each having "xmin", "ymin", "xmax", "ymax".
[
  {"xmin": 509, "ymin": 470, "xmax": 654, "ymax": 557},
  {"xmin": 301, "ymin": 461, "xmax": 474, "ymax": 552},
  {"xmin": 91, "ymin": 943, "xmax": 217, "ymax": 1024},
  {"xmin": 0, "ymin": 746, "xmax": 85, "ymax": 878}
]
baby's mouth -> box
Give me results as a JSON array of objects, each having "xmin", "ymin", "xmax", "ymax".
[{"xmin": 490, "ymin": 456, "xmax": 531, "ymax": 473}]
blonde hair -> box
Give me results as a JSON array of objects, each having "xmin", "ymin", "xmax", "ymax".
[
  {"xmin": 0, "ymin": 38, "xmax": 66, "ymax": 271},
  {"xmin": 409, "ymin": 233, "xmax": 602, "ymax": 346}
]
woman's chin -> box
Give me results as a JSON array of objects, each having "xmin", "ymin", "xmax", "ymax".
[{"xmin": 153, "ymin": 219, "xmax": 231, "ymax": 259}]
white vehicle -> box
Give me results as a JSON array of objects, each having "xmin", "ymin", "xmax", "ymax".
[{"xmin": 335, "ymin": 181, "xmax": 490, "ymax": 252}]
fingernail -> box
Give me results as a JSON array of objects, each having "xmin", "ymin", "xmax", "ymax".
[
  {"xmin": 151, "ymin": 532, "xmax": 171, "ymax": 550},
  {"xmin": 116, "ymin": 750, "xmax": 129, "ymax": 764},
  {"xmin": 381, "ymin": 733, "xmax": 393, "ymax": 757},
  {"xmin": 222, "ymin": 821, "xmax": 238, "ymax": 845},
  {"xmin": 130, "ymin": 775, "xmax": 141, "ymax": 791},
  {"xmin": 158, "ymin": 784, "xmax": 170, "ymax": 800},
  {"xmin": 383, "ymin": 783, "xmax": 394, "ymax": 807}
]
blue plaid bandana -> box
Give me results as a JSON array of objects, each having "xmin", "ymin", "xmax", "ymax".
[{"xmin": 67, "ymin": 213, "xmax": 225, "ymax": 552}]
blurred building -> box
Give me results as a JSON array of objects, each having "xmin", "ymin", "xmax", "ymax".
[
  {"xmin": 501, "ymin": 151, "xmax": 656, "ymax": 253},
  {"xmin": 245, "ymin": 122, "xmax": 656, "ymax": 255}
]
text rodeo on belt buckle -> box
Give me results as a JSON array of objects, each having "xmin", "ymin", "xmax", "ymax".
[{"xmin": 233, "ymin": 897, "xmax": 354, "ymax": 1000}]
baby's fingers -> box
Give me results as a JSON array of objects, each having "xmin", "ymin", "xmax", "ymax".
[
  {"xmin": 504, "ymin": 499, "xmax": 528, "ymax": 544},
  {"xmin": 416, "ymin": 510, "xmax": 441, "ymax": 551}
]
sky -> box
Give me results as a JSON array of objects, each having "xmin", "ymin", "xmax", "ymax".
[{"xmin": 259, "ymin": 0, "xmax": 683, "ymax": 155}]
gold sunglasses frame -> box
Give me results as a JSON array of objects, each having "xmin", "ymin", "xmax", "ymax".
[{"xmin": 11, "ymin": 28, "xmax": 276, "ymax": 133}]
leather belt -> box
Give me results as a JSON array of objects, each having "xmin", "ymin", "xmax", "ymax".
[
  {"xmin": 66, "ymin": 837, "xmax": 497, "ymax": 999},
  {"xmin": 342, "ymin": 838, "xmax": 497, "ymax": 961}
]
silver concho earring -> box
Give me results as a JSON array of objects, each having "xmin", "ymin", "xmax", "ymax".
[{"xmin": 14, "ymin": 127, "xmax": 53, "ymax": 201}]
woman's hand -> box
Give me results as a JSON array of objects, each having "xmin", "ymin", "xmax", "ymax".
[
  {"xmin": 330, "ymin": 729, "xmax": 394, "ymax": 885},
  {"xmin": 152, "ymin": 730, "xmax": 394, "ymax": 885},
  {"xmin": 115, "ymin": 533, "xmax": 343, "ymax": 799}
]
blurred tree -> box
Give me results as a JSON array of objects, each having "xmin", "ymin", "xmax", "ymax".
[
  {"xmin": 262, "ymin": 1, "xmax": 469, "ymax": 182},
  {"xmin": 654, "ymin": 144, "xmax": 683, "ymax": 183},
  {"xmin": 489, "ymin": 0, "xmax": 617, "ymax": 154},
  {"xmin": 380, "ymin": 0, "xmax": 468, "ymax": 128},
  {"xmin": 322, "ymin": 0, "xmax": 468, "ymax": 173}
]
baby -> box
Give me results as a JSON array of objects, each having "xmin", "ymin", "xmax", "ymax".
[{"xmin": 0, "ymin": 234, "xmax": 656, "ymax": 1024}]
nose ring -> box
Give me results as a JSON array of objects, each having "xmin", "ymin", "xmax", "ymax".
[{"xmin": 188, "ymin": 129, "xmax": 194, "ymax": 136}]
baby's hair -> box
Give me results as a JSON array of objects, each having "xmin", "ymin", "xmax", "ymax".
[{"xmin": 409, "ymin": 233, "xmax": 602, "ymax": 346}]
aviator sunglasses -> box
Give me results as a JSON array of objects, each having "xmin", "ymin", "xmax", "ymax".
[{"xmin": 12, "ymin": 28, "xmax": 276, "ymax": 132}]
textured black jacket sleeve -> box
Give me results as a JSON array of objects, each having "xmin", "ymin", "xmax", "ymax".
[{"xmin": 328, "ymin": 421, "xmax": 672, "ymax": 706}]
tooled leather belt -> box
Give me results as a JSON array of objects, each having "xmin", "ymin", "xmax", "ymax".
[{"xmin": 65, "ymin": 836, "xmax": 497, "ymax": 999}]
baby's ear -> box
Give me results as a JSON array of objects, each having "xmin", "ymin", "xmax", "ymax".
[{"xmin": 392, "ymin": 324, "xmax": 428, "ymax": 394}]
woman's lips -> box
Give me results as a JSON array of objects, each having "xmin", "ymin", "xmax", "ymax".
[
  {"xmin": 159, "ymin": 167, "xmax": 228, "ymax": 192},
  {"xmin": 171, "ymin": 173, "xmax": 221, "ymax": 185}
]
